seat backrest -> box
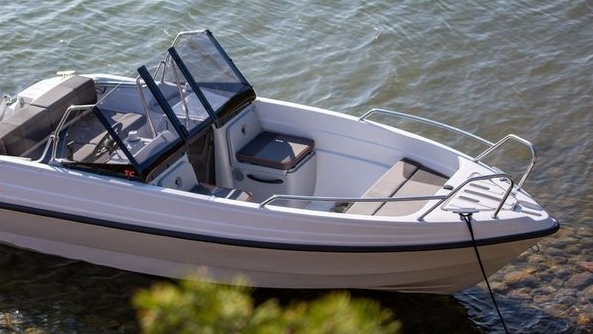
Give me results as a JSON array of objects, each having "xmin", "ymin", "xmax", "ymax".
[
  {"xmin": 0, "ymin": 75, "xmax": 96, "ymax": 157},
  {"xmin": 225, "ymin": 106, "xmax": 262, "ymax": 164}
]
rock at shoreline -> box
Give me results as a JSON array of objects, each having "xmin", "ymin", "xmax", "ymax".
[
  {"xmin": 576, "ymin": 261, "xmax": 593, "ymax": 273},
  {"xmin": 564, "ymin": 272, "xmax": 593, "ymax": 289}
]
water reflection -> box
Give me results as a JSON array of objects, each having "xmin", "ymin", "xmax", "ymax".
[
  {"xmin": 1, "ymin": 243, "xmax": 482, "ymax": 333},
  {"xmin": 0, "ymin": 245, "xmax": 153, "ymax": 333}
]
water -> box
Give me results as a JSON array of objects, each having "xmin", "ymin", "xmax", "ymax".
[{"xmin": 0, "ymin": 0, "xmax": 592, "ymax": 332}]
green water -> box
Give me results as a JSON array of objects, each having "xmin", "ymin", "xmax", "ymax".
[{"xmin": 0, "ymin": 0, "xmax": 591, "ymax": 332}]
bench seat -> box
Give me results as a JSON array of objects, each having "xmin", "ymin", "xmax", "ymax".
[
  {"xmin": 346, "ymin": 159, "xmax": 448, "ymax": 216},
  {"xmin": 0, "ymin": 75, "xmax": 97, "ymax": 157}
]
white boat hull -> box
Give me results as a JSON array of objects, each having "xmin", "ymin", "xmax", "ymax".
[
  {"xmin": 0, "ymin": 204, "xmax": 543, "ymax": 294},
  {"xmin": 0, "ymin": 150, "xmax": 556, "ymax": 294}
]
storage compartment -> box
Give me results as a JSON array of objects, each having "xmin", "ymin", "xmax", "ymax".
[
  {"xmin": 233, "ymin": 151, "xmax": 316, "ymax": 206},
  {"xmin": 224, "ymin": 107, "xmax": 317, "ymax": 207}
]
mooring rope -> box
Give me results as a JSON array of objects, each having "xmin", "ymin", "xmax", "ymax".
[{"xmin": 457, "ymin": 210, "xmax": 510, "ymax": 334}]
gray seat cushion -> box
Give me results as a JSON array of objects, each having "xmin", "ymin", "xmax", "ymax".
[
  {"xmin": 346, "ymin": 159, "xmax": 447, "ymax": 216},
  {"xmin": 236, "ymin": 131, "xmax": 314, "ymax": 170},
  {"xmin": 347, "ymin": 159, "xmax": 419, "ymax": 215},
  {"xmin": 374, "ymin": 168, "xmax": 447, "ymax": 216}
]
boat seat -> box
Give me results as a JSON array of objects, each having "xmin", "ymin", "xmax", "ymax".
[
  {"xmin": 236, "ymin": 131, "xmax": 314, "ymax": 170},
  {"xmin": 0, "ymin": 75, "xmax": 97, "ymax": 158},
  {"xmin": 345, "ymin": 159, "xmax": 448, "ymax": 216},
  {"xmin": 227, "ymin": 107, "xmax": 315, "ymax": 171}
]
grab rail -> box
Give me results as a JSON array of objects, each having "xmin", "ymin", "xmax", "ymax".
[
  {"xmin": 473, "ymin": 134, "xmax": 536, "ymax": 188},
  {"xmin": 358, "ymin": 108, "xmax": 536, "ymax": 188},
  {"xmin": 417, "ymin": 173, "xmax": 514, "ymax": 221},
  {"xmin": 47, "ymin": 104, "xmax": 95, "ymax": 164},
  {"xmin": 260, "ymin": 173, "xmax": 514, "ymax": 221},
  {"xmin": 359, "ymin": 108, "xmax": 494, "ymax": 146}
]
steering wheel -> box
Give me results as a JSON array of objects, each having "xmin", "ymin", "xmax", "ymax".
[{"xmin": 92, "ymin": 122, "xmax": 123, "ymax": 158}]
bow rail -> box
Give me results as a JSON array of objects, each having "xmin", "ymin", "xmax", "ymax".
[
  {"xmin": 359, "ymin": 108, "xmax": 536, "ymax": 188},
  {"xmin": 260, "ymin": 173, "xmax": 514, "ymax": 221}
]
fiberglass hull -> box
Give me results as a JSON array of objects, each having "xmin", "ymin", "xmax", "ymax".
[{"xmin": 0, "ymin": 124, "xmax": 558, "ymax": 294}]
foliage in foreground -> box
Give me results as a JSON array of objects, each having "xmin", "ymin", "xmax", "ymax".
[{"xmin": 133, "ymin": 276, "xmax": 401, "ymax": 334}]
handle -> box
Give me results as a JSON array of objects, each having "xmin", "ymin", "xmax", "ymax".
[{"xmin": 247, "ymin": 174, "xmax": 284, "ymax": 184}]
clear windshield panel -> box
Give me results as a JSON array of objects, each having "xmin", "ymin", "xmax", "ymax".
[
  {"xmin": 170, "ymin": 30, "xmax": 252, "ymax": 114},
  {"xmin": 145, "ymin": 61, "xmax": 212, "ymax": 134},
  {"xmin": 140, "ymin": 50, "xmax": 212, "ymax": 139},
  {"xmin": 56, "ymin": 106, "xmax": 126, "ymax": 165},
  {"xmin": 141, "ymin": 30, "xmax": 254, "ymax": 138},
  {"xmin": 94, "ymin": 75, "xmax": 182, "ymax": 169}
]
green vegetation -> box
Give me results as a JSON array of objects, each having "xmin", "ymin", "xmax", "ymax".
[{"xmin": 133, "ymin": 276, "xmax": 401, "ymax": 334}]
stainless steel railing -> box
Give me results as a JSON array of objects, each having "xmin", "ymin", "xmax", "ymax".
[
  {"xmin": 260, "ymin": 173, "xmax": 514, "ymax": 221},
  {"xmin": 473, "ymin": 134, "xmax": 536, "ymax": 188},
  {"xmin": 417, "ymin": 173, "xmax": 514, "ymax": 221},
  {"xmin": 359, "ymin": 108, "xmax": 536, "ymax": 188}
]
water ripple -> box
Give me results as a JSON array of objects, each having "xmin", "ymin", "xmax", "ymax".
[{"xmin": 0, "ymin": 0, "xmax": 591, "ymax": 333}]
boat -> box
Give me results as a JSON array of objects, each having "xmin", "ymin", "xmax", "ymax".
[{"xmin": 0, "ymin": 30, "xmax": 558, "ymax": 294}]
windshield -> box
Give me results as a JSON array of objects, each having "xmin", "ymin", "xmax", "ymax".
[{"xmin": 56, "ymin": 30, "xmax": 255, "ymax": 181}]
